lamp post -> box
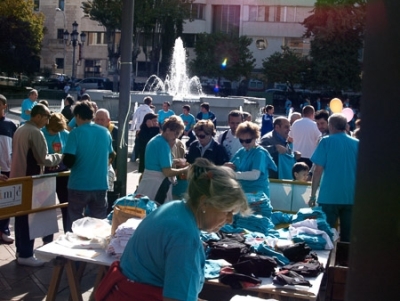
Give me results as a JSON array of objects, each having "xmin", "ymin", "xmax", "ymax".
[
  {"xmin": 55, "ymin": 8, "xmax": 66, "ymax": 74},
  {"xmin": 69, "ymin": 21, "xmax": 87, "ymax": 80}
]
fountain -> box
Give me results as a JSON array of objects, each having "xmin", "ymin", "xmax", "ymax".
[{"xmin": 97, "ymin": 37, "xmax": 263, "ymax": 124}]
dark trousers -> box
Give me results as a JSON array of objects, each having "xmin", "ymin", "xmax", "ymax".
[
  {"xmin": 320, "ymin": 204, "xmax": 353, "ymax": 242},
  {"xmin": 0, "ymin": 171, "xmax": 11, "ymax": 235},
  {"xmin": 15, "ymin": 215, "xmax": 35, "ymax": 258}
]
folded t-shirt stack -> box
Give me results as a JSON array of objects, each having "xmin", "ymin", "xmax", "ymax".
[{"xmin": 107, "ymin": 217, "xmax": 142, "ymax": 258}]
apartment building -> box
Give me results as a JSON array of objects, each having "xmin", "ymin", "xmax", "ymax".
[{"xmin": 37, "ymin": 0, "xmax": 315, "ymax": 79}]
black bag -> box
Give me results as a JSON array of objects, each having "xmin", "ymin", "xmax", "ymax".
[
  {"xmin": 208, "ymin": 238, "xmax": 250, "ymax": 264},
  {"xmin": 219, "ymin": 267, "xmax": 261, "ymax": 289},
  {"xmin": 281, "ymin": 242, "xmax": 312, "ymax": 262},
  {"xmin": 281, "ymin": 259, "xmax": 324, "ymax": 277},
  {"xmin": 273, "ymin": 270, "xmax": 312, "ymax": 287},
  {"xmin": 233, "ymin": 253, "xmax": 278, "ymax": 277}
]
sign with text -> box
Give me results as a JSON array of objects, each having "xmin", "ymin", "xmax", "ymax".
[{"xmin": 0, "ymin": 184, "xmax": 23, "ymax": 208}]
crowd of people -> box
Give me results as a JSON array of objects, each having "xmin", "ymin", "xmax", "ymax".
[{"xmin": 0, "ymin": 91, "xmax": 360, "ymax": 300}]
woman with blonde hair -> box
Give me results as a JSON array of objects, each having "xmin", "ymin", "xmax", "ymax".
[{"xmin": 96, "ymin": 158, "xmax": 250, "ymax": 301}]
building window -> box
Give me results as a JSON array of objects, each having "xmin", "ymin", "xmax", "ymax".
[
  {"xmin": 84, "ymin": 60, "xmax": 102, "ymax": 77},
  {"xmin": 57, "ymin": 29, "xmax": 64, "ymax": 40},
  {"xmin": 191, "ymin": 4, "xmax": 205, "ymax": 20},
  {"xmin": 285, "ymin": 37, "xmax": 310, "ymax": 57},
  {"xmin": 182, "ymin": 34, "xmax": 197, "ymax": 48},
  {"xmin": 212, "ymin": 5, "xmax": 240, "ymax": 36},
  {"xmin": 58, "ymin": 0, "xmax": 64, "ymax": 11},
  {"xmin": 33, "ymin": 0, "xmax": 40, "ymax": 11},
  {"xmin": 55, "ymin": 58, "xmax": 64, "ymax": 70},
  {"xmin": 87, "ymin": 32, "xmax": 106, "ymax": 45}
]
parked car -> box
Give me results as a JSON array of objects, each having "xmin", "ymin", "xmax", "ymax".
[
  {"xmin": 75, "ymin": 77, "xmax": 111, "ymax": 90},
  {"xmin": 46, "ymin": 73, "xmax": 70, "ymax": 90},
  {"xmin": 31, "ymin": 75, "xmax": 47, "ymax": 87}
]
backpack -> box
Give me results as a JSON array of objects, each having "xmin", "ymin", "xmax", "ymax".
[
  {"xmin": 220, "ymin": 130, "xmax": 229, "ymax": 145},
  {"xmin": 273, "ymin": 270, "xmax": 312, "ymax": 287}
]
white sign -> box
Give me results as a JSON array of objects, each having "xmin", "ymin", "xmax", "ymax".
[
  {"xmin": 29, "ymin": 177, "xmax": 59, "ymax": 240},
  {"xmin": 0, "ymin": 184, "xmax": 22, "ymax": 208}
]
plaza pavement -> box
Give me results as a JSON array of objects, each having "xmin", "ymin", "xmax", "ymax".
[{"xmin": 0, "ymin": 110, "xmax": 141, "ymax": 301}]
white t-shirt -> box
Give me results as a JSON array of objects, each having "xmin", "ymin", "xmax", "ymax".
[
  {"xmin": 131, "ymin": 104, "xmax": 153, "ymax": 131},
  {"xmin": 289, "ymin": 118, "xmax": 321, "ymax": 158},
  {"xmin": 218, "ymin": 129, "xmax": 243, "ymax": 160}
]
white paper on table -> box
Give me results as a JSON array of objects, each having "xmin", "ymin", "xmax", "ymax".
[{"xmin": 29, "ymin": 177, "xmax": 59, "ymax": 240}]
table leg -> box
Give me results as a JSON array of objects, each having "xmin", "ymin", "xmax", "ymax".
[
  {"xmin": 46, "ymin": 257, "xmax": 66, "ymax": 301},
  {"xmin": 89, "ymin": 266, "xmax": 109, "ymax": 301},
  {"xmin": 65, "ymin": 260, "xmax": 84, "ymax": 301}
]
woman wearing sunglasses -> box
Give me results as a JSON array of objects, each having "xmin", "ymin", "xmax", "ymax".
[
  {"xmin": 186, "ymin": 119, "xmax": 229, "ymax": 166},
  {"xmin": 225, "ymin": 121, "xmax": 277, "ymax": 198}
]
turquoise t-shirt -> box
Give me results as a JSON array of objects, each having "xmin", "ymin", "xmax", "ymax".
[
  {"xmin": 180, "ymin": 113, "xmax": 196, "ymax": 131},
  {"xmin": 41, "ymin": 127, "xmax": 69, "ymax": 154},
  {"xmin": 144, "ymin": 134, "xmax": 172, "ymax": 172},
  {"xmin": 64, "ymin": 122, "xmax": 113, "ymax": 190},
  {"xmin": 231, "ymin": 145, "xmax": 277, "ymax": 195},
  {"xmin": 157, "ymin": 109, "xmax": 175, "ymax": 125},
  {"xmin": 21, "ymin": 98, "xmax": 37, "ymax": 121},
  {"xmin": 311, "ymin": 133, "xmax": 358, "ymax": 205},
  {"xmin": 68, "ymin": 117, "xmax": 77, "ymax": 129},
  {"xmin": 120, "ymin": 201, "xmax": 205, "ymax": 301}
]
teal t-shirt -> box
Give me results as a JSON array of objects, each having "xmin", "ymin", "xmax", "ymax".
[
  {"xmin": 64, "ymin": 122, "xmax": 113, "ymax": 190},
  {"xmin": 180, "ymin": 113, "xmax": 196, "ymax": 131},
  {"xmin": 311, "ymin": 133, "xmax": 358, "ymax": 205},
  {"xmin": 231, "ymin": 145, "xmax": 277, "ymax": 195},
  {"xmin": 157, "ymin": 109, "xmax": 175, "ymax": 125},
  {"xmin": 120, "ymin": 200, "xmax": 205, "ymax": 301},
  {"xmin": 144, "ymin": 134, "xmax": 172, "ymax": 172},
  {"xmin": 21, "ymin": 99, "xmax": 37, "ymax": 121}
]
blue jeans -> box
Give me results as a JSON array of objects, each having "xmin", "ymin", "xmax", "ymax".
[
  {"xmin": 320, "ymin": 204, "xmax": 353, "ymax": 242},
  {"xmin": 67, "ymin": 189, "xmax": 107, "ymax": 232}
]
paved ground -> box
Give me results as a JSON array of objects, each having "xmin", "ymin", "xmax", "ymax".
[{"xmin": 0, "ymin": 110, "xmax": 141, "ymax": 301}]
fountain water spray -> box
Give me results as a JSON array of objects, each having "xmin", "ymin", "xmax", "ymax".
[{"xmin": 143, "ymin": 37, "xmax": 203, "ymax": 99}]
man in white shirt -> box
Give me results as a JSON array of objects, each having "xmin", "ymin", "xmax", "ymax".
[
  {"xmin": 130, "ymin": 96, "xmax": 153, "ymax": 133},
  {"xmin": 218, "ymin": 110, "xmax": 244, "ymax": 160},
  {"xmin": 289, "ymin": 105, "xmax": 321, "ymax": 168}
]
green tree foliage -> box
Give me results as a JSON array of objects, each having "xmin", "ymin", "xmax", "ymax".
[
  {"xmin": 81, "ymin": 0, "xmax": 192, "ymax": 76},
  {"xmin": 189, "ymin": 32, "xmax": 256, "ymax": 81},
  {"xmin": 302, "ymin": 0, "xmax": 366, "ymax": 91},
  {"xmin": 0, "ymin": 0, "xmax": 45, "ymax": 75},
  {"xmin": 262, "ymin": 46, "xmax": 309, "ymax": 91}
]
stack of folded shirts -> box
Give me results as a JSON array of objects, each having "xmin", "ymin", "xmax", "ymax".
[{"xmin": 106, "ymin": 218, "xmax": 142, "ymax": 258}]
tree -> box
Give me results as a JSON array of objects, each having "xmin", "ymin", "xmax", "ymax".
[
  {"xmin": 0, "ymin": 0, "xmax": 45, "ymax": 75},
  {"xmin": 302, "ymin": 0, "xmax": 367, "ymax": 91},
  {"xmin": 81, "ymin": 0, "xmax": 192, "ymax": 78},
  {"xmin": 262, "ymin": 46, "xmax": 309, "ymax": 91},
  {"xmin": 189, "ymin": 32, "xmax": 256, "ymax": 82}
]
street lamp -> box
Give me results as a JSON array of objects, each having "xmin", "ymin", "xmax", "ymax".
[
  {"xmin": 69, "ymin": 21, "xmax": 86, "ymax": 80},
  {"xmin": 55, "ymin": 8, "xmax": 66, "ymax": 74}
]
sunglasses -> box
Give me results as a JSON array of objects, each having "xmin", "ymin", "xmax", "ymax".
[
  {"xmin": 197, "ymin": 134, "xmax": 207, "ymax": 139},
  {"xmin": 239, "ymin": 138, "xmax": 253, "ymax": 144}
]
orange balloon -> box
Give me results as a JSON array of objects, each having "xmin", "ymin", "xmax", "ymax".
[{"xmin": 330, "ymin": 98, "xmax": 343, "ymax": 113}]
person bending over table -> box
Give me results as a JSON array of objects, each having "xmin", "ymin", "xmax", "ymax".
[
  {"xmin": 135, "ymin": 115, "xmax": 189, "ymax": 203},
  {"xmin": 225, "ymin": 121, "xmax": 277, "ymax": 197},
  {"xmin": 95, "ymin": 158, "xmax": 250, "ymax": 301}
]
